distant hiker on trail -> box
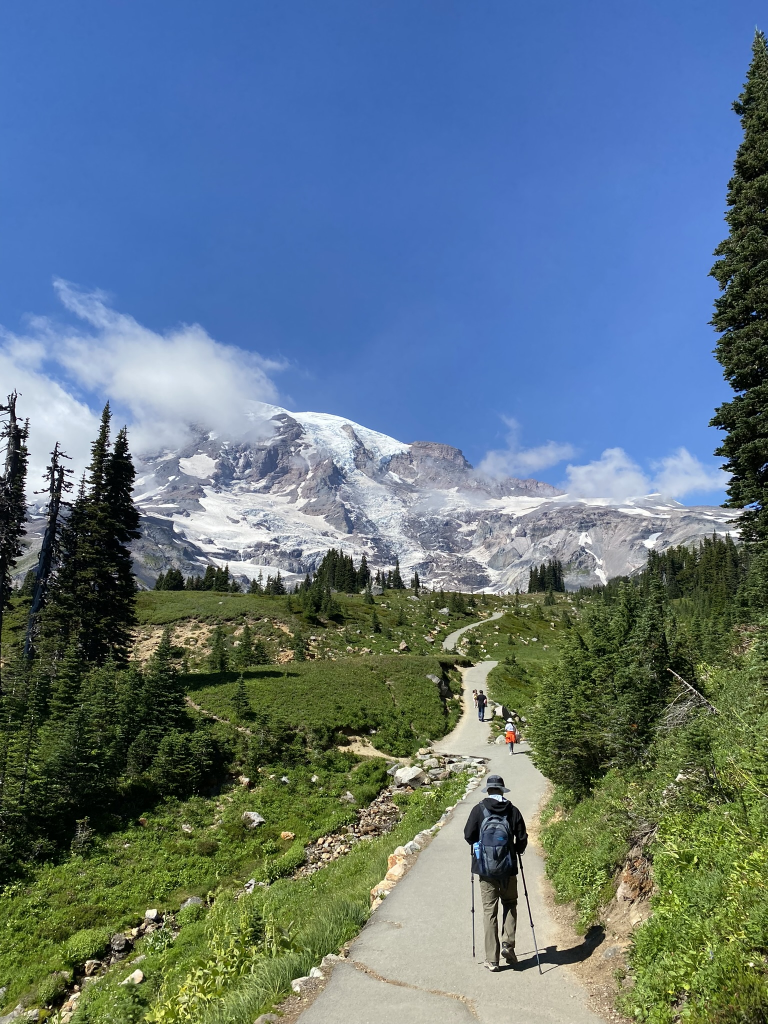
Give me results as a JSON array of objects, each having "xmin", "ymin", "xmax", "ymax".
[
  {"xmin": 464, "ymin": 774, "xmax": 528, "ymax": 971},
  {"xmin": 505, "ymin": 719, "xmax": 518, "ymax": 755},
  {"xmin": 472, "ymin": 689, "xmax": 478, "ymax": 710},
  {"xmin": 476, "ymin": 690, "xmax": 488, "ymax": 721}
]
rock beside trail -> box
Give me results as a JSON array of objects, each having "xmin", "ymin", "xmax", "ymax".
[
  {"xmin": 180, "ymin": 896, "xmax": 203, "ymax": 910},
  {"xmin": 393, "ymin": 766, "xmax": 427, "ymax": 788}
]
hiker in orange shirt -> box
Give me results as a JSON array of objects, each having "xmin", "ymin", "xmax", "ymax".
[{"xmin": 505, "ymin": 719, "xmax": 519, "ymax": 755}]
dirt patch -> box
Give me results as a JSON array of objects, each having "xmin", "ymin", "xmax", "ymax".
[
  {"xmin": 339, "ymin": 736, "xmax": 409, "ymax": 762},
  {"xmin": 131, "ymin": 621, "xmax": 215, "ymax": 663}
]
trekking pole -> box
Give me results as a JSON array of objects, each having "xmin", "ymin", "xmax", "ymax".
[
  {"xmin": 471, "ymin": 867, "xmax": 476, "ymax": 958},
  {"xmin": 517, "ymin": 850, "xmax": 542, "ymax": 974}
]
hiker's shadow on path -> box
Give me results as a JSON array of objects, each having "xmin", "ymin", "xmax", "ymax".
[{"xmin": 514, "ymin": 926, "xmax": 605, "ymax": 975}]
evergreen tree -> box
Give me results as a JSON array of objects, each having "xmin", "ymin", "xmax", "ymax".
[
  {"xmin": 371, "ymin": 608, "xmax": 381, "ymax": 633},
  {"xmin": 236, "ymin": 622, "xmax": 255, "ymax": 668},
  {"xmin": 23, "ymin": 443, "xmax": 73, "ymax": 661},
  {"xmin": 214, "ymin": 566, "xmax": 230, "ymax": 592},
  {"xmin": 710, "ymin": 31, "xmax": 768, "ymax": 548},
  {"xmin": 20, "ymin": 571, "xmax": 35, "ymax": 597},
  {"xmin": 252, "ymin": 638, "xmax": 271, "ymax": 665},
  {"xmin": 154, "ymin": 572, "xmax": 166, "ymax": 591},
  {"xmin": 47, "ymin": 641, "xmax": 84, "ymax": 721},
  {"xmin": 208, "ymin": 624, "xmax": 229, "ymax": 673},
  {"xmin": 141, "ymin": 627, "xmax": 187, "ymax": 735},
  {"xmin": 410, "ymin": 571, "xmax": 420, "ymax": 594},
  {"xmin": 363, "ymin": 582, "xmax": 375, "ymax": 605},
  {"xmin": 292, "ymin": 632, "xmax": 306, "ymax": 661},
  {"xmin": 390, "ymin": 558, "xmax": 405, "ymax": 590},
  {"xmin": 162, "ymin": 568, "xmax": 185, "ymax": 591},
  {"xmin": 271, "ymin": 571, "xmax": 286, "ymax": 596},
  {"xmin": 357, "ymin": 554, "xmax": 371, "ymax": 590},
  {"xmin": 0, "ymin": 393, "xmax": 29, "ymax": 692},
  {"xmin": 202, "ymin": 566, "xmax": 217, "ymax": 590},
  {"xmin": 231, "ymin": 675, "xmax": 252, "ymax": 721},
  {"xmin": 44, "ymin": 408, "xmax": 139, "ymax": 667}
]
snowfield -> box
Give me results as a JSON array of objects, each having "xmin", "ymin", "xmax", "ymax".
[{"xmin": 122, "ymin": 404, "xmax": 738, "ymax": 592}]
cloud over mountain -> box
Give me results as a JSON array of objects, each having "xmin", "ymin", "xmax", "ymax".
[{"xmin": 0, "ymin": 281, "xmax": 284, "ymax": 483}]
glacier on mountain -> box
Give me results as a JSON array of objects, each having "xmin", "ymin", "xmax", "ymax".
[{"xmin": 20, "ymin": 403, "xmax": 735, "ymax": 593}]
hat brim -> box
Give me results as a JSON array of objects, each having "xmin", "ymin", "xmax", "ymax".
[{"xmin": 482, "ymin": 781, "xmax": 510, "ymax": 793}]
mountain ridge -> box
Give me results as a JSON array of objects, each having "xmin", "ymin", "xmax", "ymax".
[{"xmin": 21, "ymin": 404, "xmax": 737, "ymax": 592}]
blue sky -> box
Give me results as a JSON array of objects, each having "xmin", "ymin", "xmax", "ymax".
[{"xmin": 0, "ymin": 1, "xmax": 762, "ymax": 503}]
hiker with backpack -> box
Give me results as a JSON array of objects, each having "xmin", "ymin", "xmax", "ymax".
[
  {"xmin": 464, "ymin": 773, "xmax": 528, "ymax": 971},
  {"xmin": 505, "ymin": 719, "xmax": 519, "ymax": 754},
  {"xmin": 476, "ymin": 690, "xmax": 488, "ymax": 721}
]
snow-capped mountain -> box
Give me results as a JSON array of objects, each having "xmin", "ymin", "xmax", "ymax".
[{"xmin": 119, "ymin": 405, "xmax": 736, "ymax": 592}]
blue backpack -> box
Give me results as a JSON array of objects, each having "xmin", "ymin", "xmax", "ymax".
[{"xmin": 473, "ymin": 805, "xmax": 515, "ymax": 878}]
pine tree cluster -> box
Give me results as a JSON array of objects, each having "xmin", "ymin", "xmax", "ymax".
[
  {"xmin": 0, "ymin": 403, "xmax": 238, "ymax": 872},
  {"xmin": 530, "ymin": 535, "xmax": 751, "ymax": 797},
  {"xmin": 373, "ymin": 557, "xmax": 405, "ymax": 590},
  {"xmin": 527, "ymin": 558, "xmax": 565, "ymax": 593}
]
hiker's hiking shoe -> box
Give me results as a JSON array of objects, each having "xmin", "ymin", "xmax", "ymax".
[
  {"xmin": 484, "ymin": 961, "xmax": 500, "ymax": 972},
  {"xmin": 501, "ymin": 944, "xmax": 518, "ymax": 966}
]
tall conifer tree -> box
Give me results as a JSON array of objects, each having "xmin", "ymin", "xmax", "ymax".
[
  {"xmin": 711, "ymin": 31, "xmax": 768, "ymax": 546},
  {"xmin": 0, "ymin": 393, "xmax": 29, "ymax": 692}
]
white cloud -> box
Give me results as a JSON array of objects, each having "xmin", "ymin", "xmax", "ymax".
[
  {"xmin": 651, "ymin": 447, "xmax": 725, "ymax": 497},
  {"xmin": 479, "ymin": 417, "xmax": 577, "ymax": 478},
  {"xmin": 564, "ymin": 448, "xmax": 651, "ymax": 500},
  {"xmin": 563, "ymin": 446, "xmax": 725, "ymax": 501},
  {"xmin": 0, "ymin": 281, "xmax": 285, "ymax": 487}
]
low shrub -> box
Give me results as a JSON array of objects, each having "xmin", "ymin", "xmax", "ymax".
[{"xmin": 63, "ymin": 927, "xmax": 111, "ymax": 968}]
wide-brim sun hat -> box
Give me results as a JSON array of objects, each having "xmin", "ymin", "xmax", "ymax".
[{"xmin": 482, "ymin": 774, "xmax": 510, "ymax": 793}]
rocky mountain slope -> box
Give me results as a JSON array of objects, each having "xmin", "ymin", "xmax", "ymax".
[
  {"xmin": 123, "ymin": 405, "xmax": 735, "ymax": 591},
  {"xmin": 21, "ymin": 404, "xmax": 736, "ymax": 592}
]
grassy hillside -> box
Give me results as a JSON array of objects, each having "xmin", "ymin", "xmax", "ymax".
[
  {"xmin": 0, "ymin": 757, "xmax": 469, "ymax": 1022},
  {"xmin": 189, "ymin": 655, "xmax": 464, "ymax": 757},
  {"xmin": 473, "ymin": 594, "xmax": 572, "ymax": 722},
  {"xmin": 132, "ymin": 588, "xmax": 501, "ymax": 665}
]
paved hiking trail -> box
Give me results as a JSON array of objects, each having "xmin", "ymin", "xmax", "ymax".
[{"xmin": 297, "ymin": 618, "xmax": 605, "ymax": 1024}]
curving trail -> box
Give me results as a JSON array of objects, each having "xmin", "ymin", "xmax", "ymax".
[
  {"xmin": 442, "ymin": 610, "xmax": 504, "ymax": 651},
  {"xmin": 297, "ymin": 624, "xmax": 606, "ymax": 1024}
]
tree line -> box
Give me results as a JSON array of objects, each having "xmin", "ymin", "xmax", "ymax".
[{"xmin": 527, "ymin": 558, "xmax": 565, "ymax": 593}]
